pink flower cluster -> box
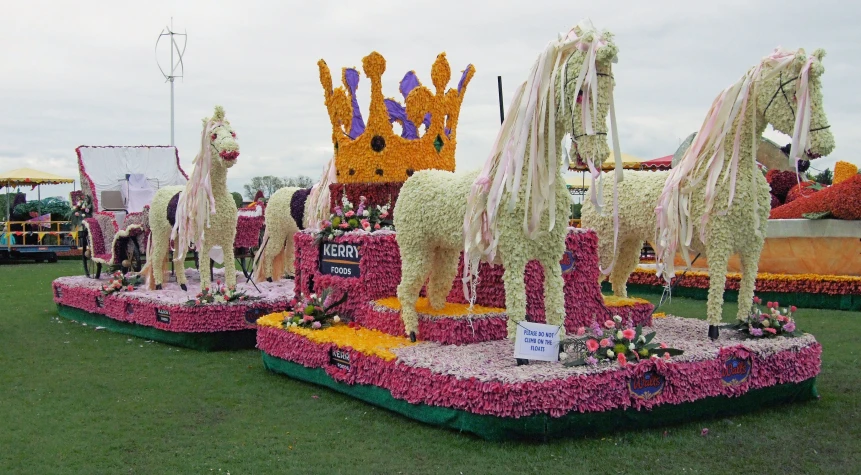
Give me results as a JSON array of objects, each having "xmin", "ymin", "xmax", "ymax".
[
  {"xmin": 257, "ymin": 324, "xmax": 822, "ymax": 418},
  {"xmin": 234, "ymin": 215, "xmax": 265, "ymax": 248},
  {"xmin": 356, "ymin": 303, "xmax": 508, "ymax": 345},
  {"xmin": 294, "ymin": 228, "xmax": 651, "ymax": 331}
]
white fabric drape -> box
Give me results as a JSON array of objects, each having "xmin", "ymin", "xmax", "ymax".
[{"xmin": 77, "ymin": 146, "xmax": 187, "ymax": 211}]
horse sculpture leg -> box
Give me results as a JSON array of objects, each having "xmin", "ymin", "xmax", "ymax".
[
  {"xmin": 426, "ymin": 247, "xmax": 460, "ymax": 310},
  {"xmin": 736, "ymin": 247, "xmax": 761, "ymax": 321},
  {"xmin": 283, "ymin": 233, "xmax": 295, "ymax": 278},
  {"xmin": 608, "ymin": 238, "xmax": 644, "ymax": 298},
  {"xmin": 223, "ymin": 243, "xmax": 237, "ymax": 289},
  {"xmin": 396, "ymin": 243, "xmax": 432, "ymax": 341},
  {"xmin": 704, "ymin": 241, "xmax": 731, "ymax": 340},
  {"xmin": 199, "ymin": 244, "xmax": 213, "ymax": 290},
  {"xmin": 150, "ymin": 229, "xmax": 170, "ymax": 290},
  {"xmin": 541, "ymin": 256, "xmax": 567, "ymax": 333},
  {"xmin": 502, "ymin": 255, "xmax": 529, "ymax": 339}
]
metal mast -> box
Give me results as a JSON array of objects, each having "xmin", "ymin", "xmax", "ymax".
[{"xmin": 156, "ymin": 18, "xmax": 187, "ymax": 146}]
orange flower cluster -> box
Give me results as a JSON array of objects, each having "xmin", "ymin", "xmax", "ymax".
[
  {"xmin": 834, "ymin": 161, "xmax": 859, "ymax": 185},
  {"xmin": 257, "ymin": 312, "xmax": 416, "ymax": 361},
  {"xmin": 771, "ymin": 174, "xmax": 861, "ymax": 220},
  {"xmin": 375, "ymin": 297, "xmax": 505, "ymax": 319},
  {"xmin": 318, "ymin": 52, "xmax": 474, "ymax": 184}
]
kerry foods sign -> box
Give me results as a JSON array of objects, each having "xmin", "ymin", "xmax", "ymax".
[{"xmin": 319, "ymin": 242, "xmax": 361, "ymax": 278}]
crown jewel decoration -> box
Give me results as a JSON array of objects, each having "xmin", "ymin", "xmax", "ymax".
[{"xmin": 318, "ymin": 52, "xmax": 475, "ymax": 184}]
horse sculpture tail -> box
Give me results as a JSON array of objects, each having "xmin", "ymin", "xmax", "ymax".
[{"xmin": 140, "ymin": 230, "xmax": 156, "ymax": 290}]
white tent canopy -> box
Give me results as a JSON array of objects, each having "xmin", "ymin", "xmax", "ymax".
[{"xmin": 77, "ymin": 146, "xmax": 188, "ymax": 213}]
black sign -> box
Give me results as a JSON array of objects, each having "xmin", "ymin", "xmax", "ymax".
[
  {"xmin": 319, "ymin": 242, "xmax": 361, "ymax": 278},
  {"xmin": 95, "ymin": 296, "xmax": 104, "ymax": 308},
  {"xmin": 125, "ymin": 303, "xmax": 134, "ymax": 315},
  {"xmin": 156, "ymin": 308, "xmax": 171, "ymax": 324},
  {"xmin": 329, "ymin": 348, "xmax": 351, "ymax": 372}
]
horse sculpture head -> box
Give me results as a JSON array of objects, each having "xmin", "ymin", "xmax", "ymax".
[
  {"xmin": 204, "ymin": 105, "xmax": 240, "ymax": 170},
  {"xmin": 562, "ymin": 29, "xmax": 618, "ymax": 172},
  {"xmin": 756, "ymin": 48, "xmax": 835, "ymax": 163}
]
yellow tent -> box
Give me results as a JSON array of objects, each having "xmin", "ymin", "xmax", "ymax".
[
  {"xmin": 0, "ymin": 168, "xmax": 74, "ymax": 187},
  {"xmin": 568, "ymin": 153, "xmax": 644, "ymax": 172}
]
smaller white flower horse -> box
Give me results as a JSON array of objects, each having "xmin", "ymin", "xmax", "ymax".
[{"xmin": 142, "ymin": 105, "xmax": 241, "ymax": 291}]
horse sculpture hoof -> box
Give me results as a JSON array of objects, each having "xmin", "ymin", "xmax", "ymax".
[
  {"xmin": 266, "ymin": 277, "xmax": 273, "ymax": 283},
  {"xmin": 708, "ymin": 325, "xmax": 720, "ymax": 340},
  {"xmin": 409, "ymin": 331, "xmax": 416, "ymax": 343},
  {"xmin": 180, "ymin": 284, "xmax": 187, "ymax": 291},
  {"xmin": 155, "ymin": 284, "xmax": 162, "ymax": 290},
  {"xmin": 516, "ymin": 358, "xmax": 529, "ymax": 366}
]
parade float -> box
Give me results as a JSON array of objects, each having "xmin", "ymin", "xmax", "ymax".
[
  {"xmin": 255, "ymin": 22, "xmax": 823, "ymax": 440},
  {"xmin": 52, "ymin": 107, "xmax": 291, "ymax": 350}
]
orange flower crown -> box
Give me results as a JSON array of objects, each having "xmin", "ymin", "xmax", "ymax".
[{"xmin": 318, "ymin": 52, "xmax": 475, "ymax": 184}]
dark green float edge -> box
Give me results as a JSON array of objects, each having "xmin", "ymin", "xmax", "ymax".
[
  {"xmin": 261, "ymin": 351, "xmax": 819, "ymax": 441},
  {"xmin": 57, "ymin": 304, "xmax": 257, "ymax": 351},
  {"xmin": 603, "ymin": 282, "xmax": 860, "ymax": 311}
]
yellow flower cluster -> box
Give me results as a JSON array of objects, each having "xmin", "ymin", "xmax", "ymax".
[
  {"xmin": 317, "ymin": 52, "xmax": 474, "ymax": 184},
  {"xmin": 834, "ymin": 161, "xmax": 859, "ymax": 185},
  {"xmin": 257, "ymin": 312, "xmax": 417, "ymax": 361},
  {"xmin": 602, "ymin": 295, "xmax": 651, "ymax": 307},
  {"xmin": 652, "ymin": 312, "xmax": 667, "ymax": 319},
  {"xmin": 375, "ymin": 297, "xmax": 505, "ymax": 319}
]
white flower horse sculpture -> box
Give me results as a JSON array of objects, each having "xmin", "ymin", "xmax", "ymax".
[
  {"xmin": 142, "ymin": 105, "xmax": 241, "ymax": 291},
  {"xmin": 396, "ymin": 22, "xmax": 622, "ymax": 350},
  {"xmin": 581, "ymin": 48, "xmax": 835, "ymax": 338}
]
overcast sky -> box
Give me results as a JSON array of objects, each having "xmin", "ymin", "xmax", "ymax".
[{"xmin": 2, "ymin": 0, "xmax": 858, "ymax": 202}]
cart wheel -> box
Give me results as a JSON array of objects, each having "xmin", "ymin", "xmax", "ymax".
[{"xmin": 129, "ymin": 239, "xmax": 143, "ymax": 272}]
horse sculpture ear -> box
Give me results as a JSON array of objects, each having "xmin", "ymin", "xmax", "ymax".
[
  {"xmin": 811, "ymin": 48, "xmax": 827, "ymax": 77},
  {"xmin": 213, "ymin": 105, "xmax": 226, "ymax": 121},
  {"xmin": 595, "ymin": 41, "xmax": 618, "ymax": 64}
]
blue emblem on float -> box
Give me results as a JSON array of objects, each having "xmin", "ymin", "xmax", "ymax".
[
  {"xmin": 721, "ymin": 357, "xmax": 752, "ymax": 386},
  {"xmin": 628, "ymin": 371, "xmax": 665, "ymax": 400},
  {"xmin": 560, "ymin": 250, "xmax": 576, "ymax": 273}
]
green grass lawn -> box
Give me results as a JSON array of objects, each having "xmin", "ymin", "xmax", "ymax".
[{"xmin": 1, "ymin": 261, "xmax": 858, "ymax": 474}]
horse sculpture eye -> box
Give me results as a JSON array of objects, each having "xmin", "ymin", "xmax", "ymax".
[{"xmin": 211, "ymin": 133, "xmax": 217, "ymax": 141}]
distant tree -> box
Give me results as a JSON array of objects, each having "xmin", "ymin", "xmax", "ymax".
[
  {"xmin": 231, "ymin": 192, "xmax": 244, "ymax": 208},
  {"xmin": 807, "ymin": 168, "xmax": 833, "ymax": 185},
  {"xmin": 283, "ymin": 175, "xmax": 314, "ymax": 188},
  {"xmin": 243, "ymin": 176, "xmax": 285, "ymax": 200}
]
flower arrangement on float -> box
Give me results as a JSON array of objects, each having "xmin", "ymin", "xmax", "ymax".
[
  {"xmin": 282, "ymin": 288, "xmax": 348, "ymax": 330},
  {"xmin": 561, "ymin": 315, "xmax": 684, "ymax": 367},
  {"xmin": 186, "ymin": 280, "xmax": 257, "ymax": 306},
  {"xmin": 732, "ymin": 296, "xmax": 802, "ymax": 338},
  {"xmin": 66, "ymin": 195, "xmax": 93, "ymax": 227},
  {"xmin": 101, "ymin": 271, "xmax": 141, "ymax": 295},
  {"xmin": 315, "ymin": 194, "xmax": 393, "ymax": 244}
]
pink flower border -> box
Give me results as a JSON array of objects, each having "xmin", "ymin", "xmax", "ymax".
[
  {"xmin": 53, "ymin": 279, "xmax": 287, "ymax": 333},
  {"xmin": 257, "ymin": 325, "xmax": 821, "ymax": 418}
]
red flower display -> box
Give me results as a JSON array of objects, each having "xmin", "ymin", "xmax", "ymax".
[
  {"xmin": 770, "ymin": 174, "xmax": 861, "ymax": 220},
  {"xmin": 784, "ymin": 181, "xmax": 819, "ymax": 204},
  {"xmin": 766, "ymin": 170, "xmax": 800, "ymax": 201}
]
